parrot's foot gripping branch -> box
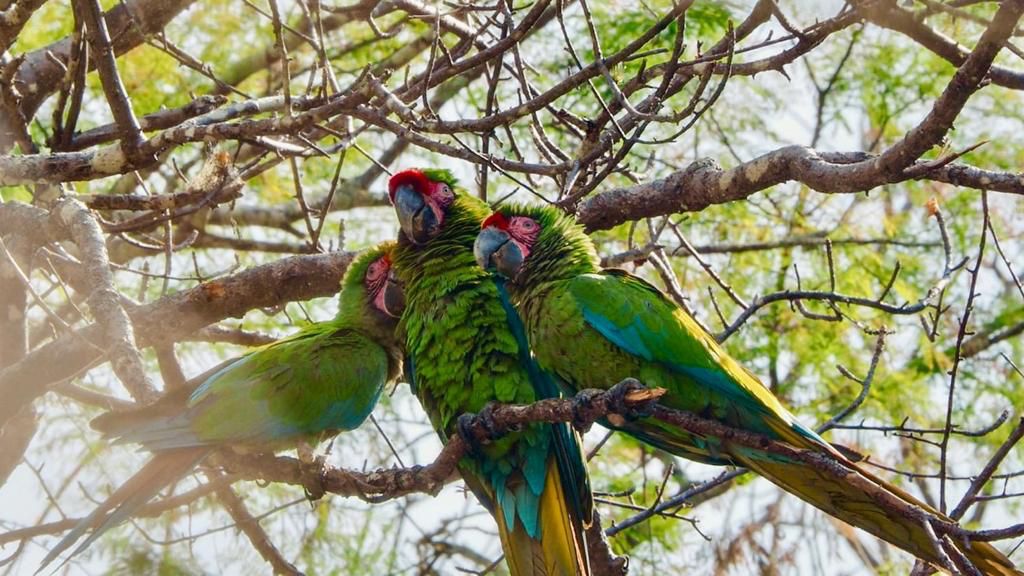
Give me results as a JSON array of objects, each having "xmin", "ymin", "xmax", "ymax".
[
  {"xmin": 456, "ymin": 402, "xmax": 507, "ymax": 456},
  {"xmin": 572, "ymin": 378, "xmax": 666, "ymax": 431},
  {"xmin": 299, "ymin": 454, "xmax": 328, "ymax": 502},
  {"xmin": 454, "ymin": 381, "xmax": 667, "ymax": 451},
  {"xmin": 606, "ymin": 378, "xmax": 662, "ymax": 422},
  {"xmin": 570, "ymin": 389, "xmax": 607, "ymax": 433}
]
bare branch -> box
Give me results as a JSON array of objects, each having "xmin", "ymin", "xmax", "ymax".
[{"xmin": 49, "ymin": 197, "xmax": 156, "ymax": 403}]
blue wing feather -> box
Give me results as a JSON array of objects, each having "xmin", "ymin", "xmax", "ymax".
[{"xmin": 571, "ymin": 271, "xmax": 830, "ymax": 450}]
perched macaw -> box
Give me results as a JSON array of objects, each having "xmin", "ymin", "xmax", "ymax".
[
  {"xmin": 474, "ymin": 204, "xmax": 1022, "ymax": 575},
  {"xmin": 388, "ymin": 169, "xmax": 593, "ymax": 575},
  {"xmin": 39, "ymin": 242, "xmax": 405, "ymax": 572}
]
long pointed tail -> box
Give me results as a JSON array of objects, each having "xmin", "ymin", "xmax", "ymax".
[
  {"xmin": 494, "ymin": 459, "xmax": 591, "ymax": 576},
  {"xmin": 37, "ymin": 448, "xmax": 207, "ymax": 574},
  {"xmin": 737, "ymin": 453, "xmax": 1022, "ymax": 575}
]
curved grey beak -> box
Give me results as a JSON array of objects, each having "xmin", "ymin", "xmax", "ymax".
[
  {"xmin": 381, "ymin": 269, "xmax": 405, "ymax": 318},
  {"xmin": 474, "ymin": 226, "xmax": 523, "ymax": 279},
  {"xmin": 393, "ymin": 184, "xmax": 437, "ymax": 245}
]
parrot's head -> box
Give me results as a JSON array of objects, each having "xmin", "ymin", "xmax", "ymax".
[
  {"xmin": 364, "ymin": 252, "xmax": 405, "ymax": 319},
  {"xmin": 475, "ymin": 203, "xmax": 597, "ymax": 286},
  {"xmin": 388, "ymin": 168, "xmax": 457, "ymax": 245},
  {"xmin": 474, "ymin": 210, "xmax": 541, "ymax": 282},
  {"xmin": 342, "ymin": 241, "xmax": 404, "ymax": 321}
]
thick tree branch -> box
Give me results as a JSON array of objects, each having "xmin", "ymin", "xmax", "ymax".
[
  {"xmin": 576, "ymin": 150, "xmax": 1024, "ymax": 231},
  {"xmin": 0, "ymin": 0, "xmax": 48, "ymax": 51},
  {"xmin": 213, "ymin": 482, "xmax": 302, "ymax": 576},
  {"xmin": 76, "ymin": 0, "xmax": 145, "ymax": 160},
  {"xmin": 66, "ymin": 95, "xmax": 227, "ymax": 151},
  {"xmin": 211, "ymin": 381, "xmax": 1019, "ymax": 570},
  {"xmin": 49, "ymin": 197, "xmax": 156, "ymax": 403},
  {"xmin": 575, "ymin": 0, "xmax": 1024, "ymax": 229},
  {"xmin": 856, "ymin": 0, "xmax": 1024, "ymax": 91}
]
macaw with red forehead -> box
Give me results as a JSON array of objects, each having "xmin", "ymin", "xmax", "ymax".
[
  {"xmin": 387, "ymin": 168, "xmax": 594, "ymax": 576},
  {"xmin": 39, "ymin": 243, "xmax": 405, "ymax": 573},
  {"xmin": 474, "ymin": 203, "xmax": 1023, "ymax": 575}
]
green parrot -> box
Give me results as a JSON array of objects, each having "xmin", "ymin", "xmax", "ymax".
[
  {"xmin": 474, "ymin": 204, "xmax": 1021, "ymax": 576},
  {"xmin": 38, "ymin": 242, "xmax": 405, "ymax": 573},
  {"xmin": 388, "ymin": 169, "xmax": 593, "ymax": 575}
]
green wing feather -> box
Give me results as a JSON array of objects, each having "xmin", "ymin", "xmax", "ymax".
[
  {"xmin": 189, "ymin": 323, "xmax": 390, "ymax": 444},
  {"xmin": 40, "ymin": 243, "xmax": 402, "ymax": 574},
  {"xmin": 567, "ymin": 275, "xmax": 1021, "ymax": 572},
  {"xmin": 567, "ymin": 270, "xmax": 825, "ymax": 450}
]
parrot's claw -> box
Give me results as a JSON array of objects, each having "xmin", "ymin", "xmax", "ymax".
[
  {"xmin": 301, "ymin": 454, "xmax": 328, "ymax": 503},
  {"xmin": 456, "ymin": 403, "xmax": 505, "ymax": 456},
  {"xmin": 481, "ymin": 401, "xmax": 516, "ymax": 434},
  {"xmin": 457, "ymin": 413, "xmax": 486, "ymax": 456},
  {"xmin": 571, "ymin": 389, "xmax": 605, "ymax": 433},
  {"xmin": 297, "ymin": 440, "xmax": 318, "ymax": 465},
  {"xmin": 607, "ymin": 378, "xmax": 656, "ymax": 422}
]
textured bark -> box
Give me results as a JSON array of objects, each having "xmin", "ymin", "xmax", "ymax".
[
  {"xmin": 576, "ymin": 150, "xmax": 1024, "ymax": 232},
  {"xmin": 49, "ymin": 197, "xmax": 156, "ymax": 402}
]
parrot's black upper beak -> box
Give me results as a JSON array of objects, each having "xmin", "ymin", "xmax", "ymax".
[
  {"xmin": 381, "ymin": 269, "xmax": 405, "ymax": 318},
  {"xmin": 393, "ymin": 184, "xmax": 437, "ymax": 245},
  {"xmin": 474, "ymin": 226, "xmax": 523, "ymax": 280}
]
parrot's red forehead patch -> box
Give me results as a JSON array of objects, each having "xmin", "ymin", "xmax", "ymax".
[
  {"xmin": 380, "ymin": 253, "xmax": 392, "ymax": 267},
  {"xmin": 388, "ymin": 170, "xmax": 431, "ymax": 202},
  {"xmin": 481, "ymin": 212, "xmax": 510, "ymax": 230}
]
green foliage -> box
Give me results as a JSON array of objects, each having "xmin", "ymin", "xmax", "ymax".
[
  {"xmin": 858, "ymin": 36, "xmax": 953, "ymax": 147},
  {"xmin": 6, "ymin": 1, "xmax": 1024, "ymax": 574}
]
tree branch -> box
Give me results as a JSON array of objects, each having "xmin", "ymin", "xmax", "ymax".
[
  {"xmin": 576, "ymin": 150, "xmax": 1024, "ymax": 232},
  {"xmin": 48, "ymin": 197, "xmax": 156, "ymax": 403}
]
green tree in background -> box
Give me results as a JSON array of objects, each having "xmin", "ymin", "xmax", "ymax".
[{"xmin": 1, "ymin": 0, "xmax": 1023, "ymax": 574}]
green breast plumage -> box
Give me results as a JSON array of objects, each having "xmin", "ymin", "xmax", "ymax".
[{"xmin": 393, "ymin": 196, "xmax": 565, "ymax": 540}]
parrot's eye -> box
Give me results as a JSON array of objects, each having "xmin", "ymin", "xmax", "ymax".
[
  {"xmin": 508, "ymin": 217, "xmax": 540, "ymax": 243},
  {"xmin": 426, "ymin": 182, "xmax": 455, "ymax": 210},
  {"xmin": 434, "ymin": 183, "xmax": 454, "ymax": 203},
  {"xmin": 366, "ymin": 260, "xmax": 386, "ymax": 282}
]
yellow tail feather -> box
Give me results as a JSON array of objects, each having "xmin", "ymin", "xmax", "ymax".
[
  {"xmin": 737, "ymin": 453, "xmax": 1021, "ymax": 575},
  {"xmin": 495, "ymin": 461, "xmax": 590, "ymax": 576}
]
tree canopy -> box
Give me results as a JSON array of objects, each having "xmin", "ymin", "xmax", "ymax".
[{"xmin": 1, "ymin": 0, "xmax": 1023, "ymax": 574}]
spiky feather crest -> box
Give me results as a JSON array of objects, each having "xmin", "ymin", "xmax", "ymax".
[{"xmin": 489, "ymin": 203, "xmax": 598, "ymax": 289}]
